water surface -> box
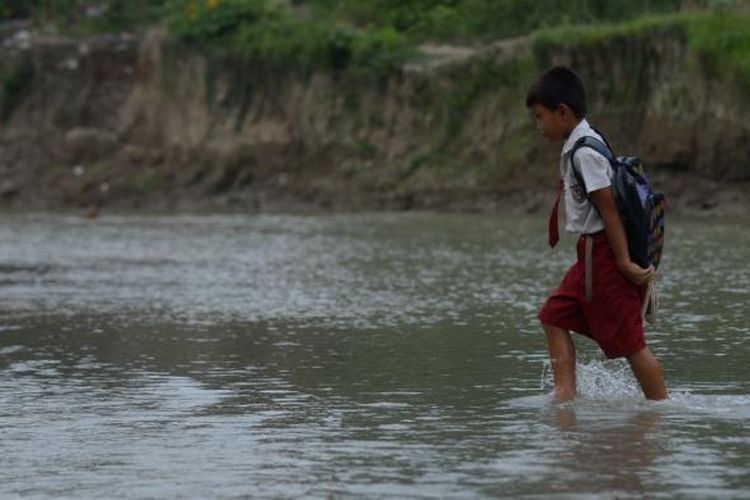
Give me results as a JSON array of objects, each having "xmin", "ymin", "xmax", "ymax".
[{"xmin": 1, "ymin": 213, "xmax": 748, "ymax": 498}]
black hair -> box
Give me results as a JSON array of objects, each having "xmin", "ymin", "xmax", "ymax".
[{"xmin": 525, "ymin": 66, "xmax": 587, "ymax": 118}]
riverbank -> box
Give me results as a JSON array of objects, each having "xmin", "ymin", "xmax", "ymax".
[{"xmin": 1, "ymin": 11, "xmax": 749, "ymax": 217}]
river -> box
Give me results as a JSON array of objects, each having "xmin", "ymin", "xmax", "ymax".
[{"xmin": 1, "ymin": 212, "xmax": 748, "ymax": 498}]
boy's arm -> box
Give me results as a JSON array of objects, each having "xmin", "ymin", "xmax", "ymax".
[{"xmin": 590, "ymin": 187, "xmax": 655, "ymax": 285}]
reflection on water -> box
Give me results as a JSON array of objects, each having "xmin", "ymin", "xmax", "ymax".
[
  {"xmin": 494, "ymin": 404, "xmax": 665, "ymax": 496},
  {"xmin": 1, "ymin": 213, "xmax": 749, "ymax": 497}
]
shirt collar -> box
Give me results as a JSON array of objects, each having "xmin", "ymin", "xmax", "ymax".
[{"xmin": 561, "ymin": 118, "xmax": 592, "ymax": 156}]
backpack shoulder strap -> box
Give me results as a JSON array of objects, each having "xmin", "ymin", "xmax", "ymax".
[
  {"xmin": 570, "ymin": 136, "xmax": 614, "ymax": 165},
  {"xmin": 569, "ymin": 136, "xmax": 615, "ymax": 196}
]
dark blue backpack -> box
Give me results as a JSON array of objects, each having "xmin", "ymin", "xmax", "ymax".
[{"xmin": 571, "ymin": 135, "xmax": 666, "ymax": 270}]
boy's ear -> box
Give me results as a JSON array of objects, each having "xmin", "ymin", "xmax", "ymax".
[{"xmin": 557, "ymin": 103, "xmax": 576, "ymax": 121}]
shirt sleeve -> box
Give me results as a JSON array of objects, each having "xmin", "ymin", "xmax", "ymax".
[{"xmin": 574, "ymin": 148, "xmax": 611, "ymax": 193}]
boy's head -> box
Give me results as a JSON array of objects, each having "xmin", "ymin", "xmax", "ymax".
[{"xmin": 526, "ymin": 66, "xmax": 587, "ymax": 142}]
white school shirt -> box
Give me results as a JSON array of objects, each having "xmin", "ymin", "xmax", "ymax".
[{"xmin": 559, "ymin": 119, "xmax": 613, "ymax": 234}]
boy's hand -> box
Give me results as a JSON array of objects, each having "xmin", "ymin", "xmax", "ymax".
[
  {"xmin": 618, "ymin": 261, "xmax": 655, "ymax": 285},
  {"xmin": 589, "ymin": 187, "xmax": 655, "ymax": 286}
]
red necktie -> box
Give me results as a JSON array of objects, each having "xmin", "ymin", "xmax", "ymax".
[{"xmin": 548, "ymin": 179, "xmax": 563, "ymax": 248}]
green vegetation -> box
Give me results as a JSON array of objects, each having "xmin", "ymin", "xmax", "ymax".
[
  {"xmin": 685, "ymin": 13, "xmax": 750, "ymax": 93},
  {"xmin": 0, "ymin": 0, "xmax": 163, "ymax": 35},
  {"xmin": 1, "ymin": 0, "xmax": 688, "ymax": 39},
  {"xmin": 1, "ymin": 1, "xmax": 749, "ymax": 87},
  {"xmin": 533, "ymin": 13, "xmax": 690, "ymax": 51},
  {"xmin": 161, "ymin": 0, "xmax": 687, "ymax": 76},
  {"xmin": 533, "ymin": 10, "xmax": 750, "ymax": 95},
  {"xmin": 306, "ymin": 0, "xmax": 683, "ymax": 42},
  {"xmin": 0, "ymin": 0, "xmax": 35, "ymax": 20},
  {"xmin": 0, "ymin": 56, "xmax": 34, "ymax": 121},
  {"xmin": 0, "ymin": 1, "xmax": 161, "ymax": 33},
  {"xmin": 0, "ymin": 0, "xmax": 690, "ymax": 76},
  {"xmin": 164, "ymin": 0, "xmax": 412, "ymax": 77}
]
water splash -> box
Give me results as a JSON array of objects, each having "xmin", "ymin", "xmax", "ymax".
[
  {"xmin": 540, "ymin": 358, "xmax": 642, "ymax": 400},
  {"xmin": 539, "ymin": 360, "xmax": 750, "ymax": 420}
]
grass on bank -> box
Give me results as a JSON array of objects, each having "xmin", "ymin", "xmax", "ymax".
[
  {"xmin": 164, "ymin": 0, "xmax": 413, "ymax": 78},
  {"xmin": 533, "ymin": 10, "xmax": 750, "ymax": 94},
  {"xmin": 304, "ymin": 0, "xmax": 684, "ymax": 42},
  {"xmin": 0, "ymin": 0, "xmax": 161, "ymax": 34},
  {"xmin": 686, "ymin": 12, "xmax": 750, "ymax": 92},
  {"xmin": 1, "ymin": 1, "xmax": 749, "ymax": 86},
  {"xmin": 1, "ymin": 0, "xmax": 688, "ymax": 40},
  {"xmin": 161, "ymin": 0, "xmax": 690, "ymax": 76},
  {"xmin": 0, "ymin": 0, "xmax": 693, "ymax": 78}
]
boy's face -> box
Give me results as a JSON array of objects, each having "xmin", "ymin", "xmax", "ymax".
[{"xmin": 529, "ymin": 103, "xmax": 576, "ymax": 142}]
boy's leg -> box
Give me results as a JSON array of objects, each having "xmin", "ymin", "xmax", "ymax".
[
  {"xmin": 543, "ymin": 323, "xmax": 577, "ymax": 401},
  {"xmin": 627, "ymin": 347, "xmax": 668, "ymax": 400}
]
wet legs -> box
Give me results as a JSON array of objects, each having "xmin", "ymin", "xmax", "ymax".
[
  {"xmin": 543, "ymin": 323, "xmax": 577, "ymax": 401},
  {"xmin": 543, "ymin": 325, "xmax": 667, "ymax": 401},
  {"xmin": 627, "ymin": 347, "xmax": 668, "ymax": 400}
]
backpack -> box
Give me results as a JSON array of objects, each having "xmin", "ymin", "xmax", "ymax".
[{"xmin": 570, "ymin": 134, "xmax": 666, "ymax": 271}]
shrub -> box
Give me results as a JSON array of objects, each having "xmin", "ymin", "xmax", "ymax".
[
  {"xmin": 304, "ymin": 0, "xmax": 684, "ymax": 42},
  {"xmin": 166, "ymin": 0, "xmax": 412, "ymax": 77},
  {"xmin": 1, "ymin": 1, "xmax": 162, "ymax": 33},
  {"xmin": 686, "ymin": 13, "xmax": 750, "ymax": 93}
]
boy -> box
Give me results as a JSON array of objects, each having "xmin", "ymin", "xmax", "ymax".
[{"xmin": 525, "ymin": 66, "xmax": 667, "ymax": 401}]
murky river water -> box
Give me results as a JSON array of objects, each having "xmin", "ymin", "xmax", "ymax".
[{"xmin": 1, "ymin": 213, "xmax": 748, "ymax": 498}]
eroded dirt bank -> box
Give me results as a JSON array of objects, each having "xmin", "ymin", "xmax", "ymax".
[{"xmin": 0, "ymin": 25, "xmax": 748, "ymax": 216}]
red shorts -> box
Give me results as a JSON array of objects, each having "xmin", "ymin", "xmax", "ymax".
[{"xmin": 538, "ymin": 232, "xmax": 647, "ymax": 359}]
